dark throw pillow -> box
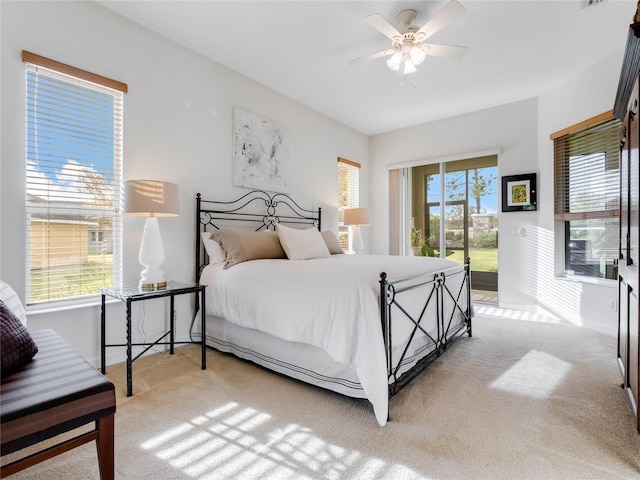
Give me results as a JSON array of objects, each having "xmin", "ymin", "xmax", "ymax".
[{"xmin": 1, "ymin": 300, "xmax": 38, "ymax": 376}]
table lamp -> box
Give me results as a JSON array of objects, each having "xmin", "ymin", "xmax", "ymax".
[
  {"xmin": 344, "ymin": 207, "xmax": 370, "ymax": 254},
  {"xmin": 123, "ymin": 180, "xmax": 179, "ymax": 290}
]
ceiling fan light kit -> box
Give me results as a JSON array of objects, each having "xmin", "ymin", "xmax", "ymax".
[
  {"xmin": 409, "ymin": 47, "xmax": 426, "ymax": 65},
  {"xmin": 349, "ymin": 0, "xmax": 468, "ymax": 76},
  {"xmin": 386, "ymin": 52, "xmax": 417, "ymax": 74}
]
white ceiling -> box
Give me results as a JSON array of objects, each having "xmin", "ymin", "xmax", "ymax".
[{"xmin": 98, "ymin": 0, "xmax": 636, "ymax": 136}]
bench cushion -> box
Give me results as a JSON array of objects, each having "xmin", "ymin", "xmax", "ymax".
[{"xmin": 1, "ymin": 329, "xmax": 115, "ymax": 455}]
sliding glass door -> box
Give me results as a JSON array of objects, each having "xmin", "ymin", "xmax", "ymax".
[{"xmin": 410, "ymin": 155, "xmax": 498, "ymax": 298}]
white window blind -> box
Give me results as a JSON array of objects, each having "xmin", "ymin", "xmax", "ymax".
[
  {"xmin": 552, "ymin": 112, "xmax": 621, "ymax": 279},
  {"xmin": 338, "ymin": 157, "xmax": 361, "ymax": 253},
  {"xmin": 553, "ymin": 115, "xmax": 621, "ymax": 221},
  {"xmin": 24, "ymin": 51, "xmax": 126, "ymax": 305}
]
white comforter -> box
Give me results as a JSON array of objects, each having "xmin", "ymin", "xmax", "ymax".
[{"xmin": 200, "ymin": 254, "xmax": 463, "ymax": 426}]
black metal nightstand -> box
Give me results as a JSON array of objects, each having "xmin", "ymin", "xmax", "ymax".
[{"xmin": 101, "ymin": 281, "xmax": 206, "ymax": 396}]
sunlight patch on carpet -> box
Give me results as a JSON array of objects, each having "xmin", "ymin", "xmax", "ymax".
[
  {"xmin": 490, "ymin": 350, "xmax": 571, "ymax": 399},
  {"xmin": 139, "ymin": 401, "xmax": 436, "ymax": 479},
  {"xmin": 475, "ymin": 305, "xmax": 563, "ymax": 324},
  {"xmin": 140, "ymin": 423, "xmax": 194, "ymax": 450}
]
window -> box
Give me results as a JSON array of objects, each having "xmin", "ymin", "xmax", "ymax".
[
  {"xmin": 23, "ymin": 51, "xmax": 127, "ymax": 305},
  {"xmin": 552, "ymin": 112, "xmax": 621, "ymax": 280},
  {"xmin": 90, "ymin": 232, "xmax": 104, "ymax": 243},
  {"xmin": 338, "ymin": 157, "xmax": 361, "ymax": 253}
]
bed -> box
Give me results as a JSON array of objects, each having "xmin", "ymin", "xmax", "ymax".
[{"xmin": 194, "ymin": 190, "xmax": 472, "ymax": 426}]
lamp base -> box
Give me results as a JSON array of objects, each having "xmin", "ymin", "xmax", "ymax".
[
  {"xmin": 138, "ymin": 217, "xmax": 168, "ymax": 290},
  {"xmin": 139, "ymin": 280, "xmax": 167, "ymax": 291},
  {"xmin": 139, "ymin": 264, "xmax": 168, "ymax": 290},
  {"xmin": 353, "ymin": 225, "xmax": 364, "ymax": 254}
]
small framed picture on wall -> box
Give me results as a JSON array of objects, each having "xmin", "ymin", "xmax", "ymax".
[{"xmin": 501, "ymin": 173, "xmax": 537, "ymax": 212}]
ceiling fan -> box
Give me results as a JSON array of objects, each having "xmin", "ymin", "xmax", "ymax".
[{"xmin": 348, "ymin": 0, "xmax": 468, "ymax": 75}]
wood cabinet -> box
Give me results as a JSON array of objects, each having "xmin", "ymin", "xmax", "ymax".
[{"xmin": 615, "ymin": 21, "xmax": 640, "ymax": 434}]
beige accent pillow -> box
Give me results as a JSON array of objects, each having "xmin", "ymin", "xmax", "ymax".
[
  {"xmin": 321, "ymin": 231, "xmax": 344, "ymax": 254},
  {"xmin": 278, "ymin": 225, "xmax": 331, "ymax": 260},
  {"xmin": 211, "ymin": 229, "xmax": 286, "ymax": 268}
]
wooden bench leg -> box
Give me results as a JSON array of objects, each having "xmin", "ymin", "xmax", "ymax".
[
  {"xmin": 1, "ymin": 428, "xmax": 103, "ymax": 478},
  {"xmin": 96, "ymin": 415, "xmax": 114, "ymax": 480}
]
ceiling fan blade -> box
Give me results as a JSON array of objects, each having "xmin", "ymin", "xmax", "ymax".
[
  {"xmin": 421, "ymin": 43, "xmax": 468, "ymax": 60},
  {"xmin": 348, "ymin": 49, "xmax": 396, "ymax": 66},
  {"xmin": 417, "ymin": 0, "xmax": 466, "ymax": 40},
  {"xmin": 364, "ymin": 13, "xmax": 401, "ymax": 40}
]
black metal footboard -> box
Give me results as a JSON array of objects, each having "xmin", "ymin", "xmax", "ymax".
[{"xmin": 380, "ymin": 262, "xmax": 472, "ymax": 398}]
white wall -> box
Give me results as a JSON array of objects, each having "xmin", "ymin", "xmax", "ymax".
[
  {"xmin": 535, "ymin": 51, "xmax": 623, "ymax": 335},
  {"xmin": 0, "ymin": 1, "xmax": 369, "ymax": 366},
  {"xmin": 369, "ymin": 50, "xmax": 624, "ymax": 336}
]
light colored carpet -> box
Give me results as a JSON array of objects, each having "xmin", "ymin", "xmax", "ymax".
[{"xmin": 5, "ymin": 314, "xmax": 640, "ymax": 479}]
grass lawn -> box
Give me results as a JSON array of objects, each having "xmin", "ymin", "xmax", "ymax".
[
  {"xmin": 446, "ymin": 248, "xmax": 497, "ymax": 272},
  {"xmin": 30, "ymin": 255, "xmax": 113, "ymax": 302}
]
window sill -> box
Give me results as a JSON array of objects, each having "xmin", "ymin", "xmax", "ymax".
[
  {"xmin": 26, "ymin": 295, "xmax": 119, "ymax": 316},
  {"xmin": 556, "ymin": 274, "xmax": 617, "ymax": 289}
]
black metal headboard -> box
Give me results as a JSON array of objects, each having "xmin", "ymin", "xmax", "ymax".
[{"xmin": 195, "ymin": 190, "xmax": 322, "ymax": 282}]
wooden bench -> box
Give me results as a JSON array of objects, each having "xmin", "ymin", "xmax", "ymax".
[{"xmin": 1, "ymin": 329, "xmax": 116, "ymax": 479}]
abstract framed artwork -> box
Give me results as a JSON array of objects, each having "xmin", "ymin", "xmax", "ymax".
[
  {"xmin": 233, "ymin": 107, "xmax": 290, "ymax": 193},
  {"xmin": 501, "ymin": 173, "xmax": 537, "ymax": 212}
]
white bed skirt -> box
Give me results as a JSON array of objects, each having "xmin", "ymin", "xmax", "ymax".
[
  {"xmin": 202, "ymin": 313, "xmax": 456, "ymax": 409},
  {"xmin": 204, "ymin": 314, "xmax": 368, "ymax": 399}
]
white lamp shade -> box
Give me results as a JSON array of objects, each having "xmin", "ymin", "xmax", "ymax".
[
  {"xmin": 402, "ymin": 59, "xmax": 417, "ymax": 74},
  {"xmin": 343, "ymin": 208, "xmax": 370, "ymax": 226},
  {"xmin": 123, "ymin": 180, "xmax": 180, "ymax": 217},
  {"xmin": 410, "ymin": 47, "xmax": 426, "ymax": 65},
  {"xmin": 386, "ymin": 52, "xmax": 403, "ymax": 71}
]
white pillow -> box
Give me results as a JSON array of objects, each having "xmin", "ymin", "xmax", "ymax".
[
  {"xmin": 0, "ymin": 281, "xmax": 28, "ymax": 326},
  {"xmin": 277, "ymin": 225, "xmax": 330, "ymax": 260},
  {"xmin": 200, "ymin": 231, "xmax": 226, "ymax": 264},
  {"xmin": 321, "ymin": 231, "xmax": 344, "ymax": 254}
]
